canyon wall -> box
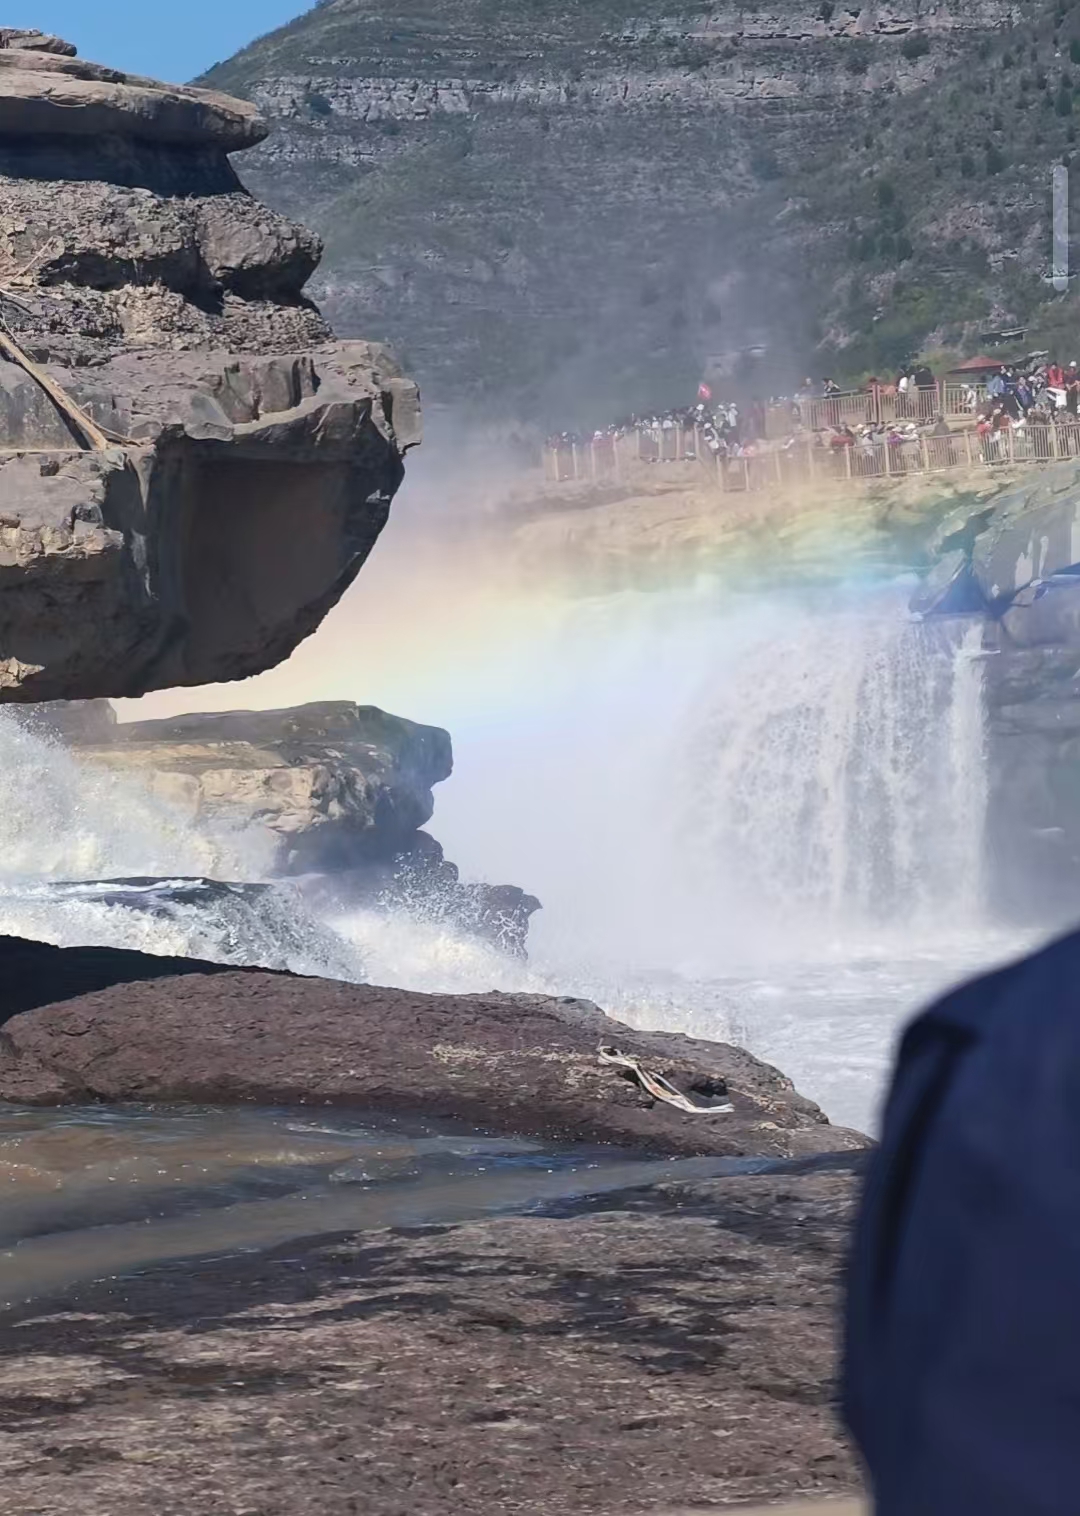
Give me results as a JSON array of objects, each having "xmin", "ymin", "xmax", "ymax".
[{"xmin": 202, "ymin": 0, "xmax": 1043, "ymax": 420}]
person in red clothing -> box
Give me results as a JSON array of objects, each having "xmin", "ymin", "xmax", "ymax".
[{"xmin": 1048, "ymin": 360, "xmax": 1065, "ymax": 388}]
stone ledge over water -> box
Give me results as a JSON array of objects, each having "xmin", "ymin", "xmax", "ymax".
[{"xmin": 0, "ymin": 937, "xmax": 867, "ymax": 1159}]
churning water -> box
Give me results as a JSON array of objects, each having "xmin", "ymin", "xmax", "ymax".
[
  {"xmin": 409, "ymin": 579, "xmax": 1027, "ymax": 1132},
  {"xmin": 0, "ymin": 715, "xmax": 364, "ymax": 979},
  {"xmin": 0, "ymin": 578, "xmax": 1031, "ymax": 1134}
]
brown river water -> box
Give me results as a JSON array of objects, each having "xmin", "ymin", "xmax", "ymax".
[{"xmin": 0, "ymin": 1104, "xmax": 780, "ymax": 1308}]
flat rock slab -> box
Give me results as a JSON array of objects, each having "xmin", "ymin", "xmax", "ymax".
[
  {"xmin": 0, "ymin": 970, "xmax": 867, "ymax": 1158},
  {"xmin": 0, "ymin": 1169, "xmax": 862, "ymax": 1515},
  {"xmin": 0, "ymin": 37, "xmax": 266, "ymax": 150}
]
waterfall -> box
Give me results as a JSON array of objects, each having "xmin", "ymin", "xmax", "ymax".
[
  {"xmin": 0, "ymin": 579, "xmax": 1000, "ymax": 1133},
  {"xmin": 0, "ymin": 712, "xmax": 268, "ymax": 882},
  {"xmin": 427, "ymin": 582, "xmax": 991, "ymax": 979},
  {"xmin": 679, "ymin": 610, "xmax": 988, "ymax": 943}
]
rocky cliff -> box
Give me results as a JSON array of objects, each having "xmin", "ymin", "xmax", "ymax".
[
  {"xmin": 31, "ymin": 698, "xmax": 541, "ymax": 954},
  {"xmin": 0, "ymin": 31, "xmax": 419, "ymax": 703},
  {"xmin": 66, "ymin": 701, "xmax": 453, "ymax": 874},
  {"xmin": 201, "ymin": 0, "xmax": 1045, "ymax": 420}
]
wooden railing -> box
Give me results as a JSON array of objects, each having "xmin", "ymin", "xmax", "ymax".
[
  {"xmin": 716, "ymin": 423, "xmax": 1077, "ymax": 493},
  {"xmin": 544, "ymin": 421, "xmax": 1080, "ymax": 492},
  {"xmin": 766, "ymin": 381, "xmax": 987, "ymax": 436}
]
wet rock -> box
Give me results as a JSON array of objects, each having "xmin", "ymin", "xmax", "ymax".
[
  {"xmin": 0, "ymin": 933, "xmax": 233, "ymax": 1021},
  {"xmin": 66, "ymin": 702, "xmax": 455, "ymax": 874},
  {"xmin": 0, "ymin": 34, "xmax": 419, "ymax": 703},
  {"xmin": 40, "ymin": 702, "xmax": 541, "ymax": 951},
  {"xmin": 1000, "ymin": 574, "xmax": 1080, "ymax": 647},
  {"xmin": 909, "ymin": 548, "xmax": 984, "ymax": 615},
  {"xmin": 967, "ymin": 463, "xmax": 1080, "ymax": 605},
  {"xmin": 0, "ymin": 1166, "xmax": 864, "ymax": 1514},
  {"xmin": 303, "ymin": 831, "xmax": 542, "ymax": 956},
  {"xmin": 0, "ymin": 953, "xmax": 869, "ymax": 1159}
]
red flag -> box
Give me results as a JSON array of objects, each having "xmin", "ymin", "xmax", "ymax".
[{"xmin": 697, "ymin": 382, "xmax": 713, "ymax": 401}]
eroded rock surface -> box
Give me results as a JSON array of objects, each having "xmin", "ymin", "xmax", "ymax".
[
  {"xmin": 28, "ymin": 699, "xmax": 542, "ymax": 953},
  {"xmin": 0, "ymin": 959, "xmax": 867, "ymax": 1159},
  {"xmin": 69, "ymin": 702, "xmax": 455, "ymax": 874},
  {"xmin": 0, "ymin": 33, "xmax": 418, "ymax": 703},
  {"xmin": 0, "ymin": 1167, "xmax": 862, "ymax": 1515}
]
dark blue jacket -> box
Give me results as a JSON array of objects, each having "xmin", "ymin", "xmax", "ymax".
[{"xmin": 844, "ymin": 931, "xmax": 1080, "ymax": 1515}]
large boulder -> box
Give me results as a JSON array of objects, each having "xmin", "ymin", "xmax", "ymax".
[
  {"xmin": 0, "ymin": 43, "xmax": 267, "ymax": 150},
  {"xmin": 29, "ymin": 698, "xmax": 542, "ymax": 954},
  {"xmin": 67, "ymin": 702, "xmax": 455, "ymax": 874},
  {"xmin": 0, "ymin": 34, "xmax": 419, "ymax": 703},
  {"xmin": 0, "ymin": 943, "xmax": 868, "ymax": 1159}
]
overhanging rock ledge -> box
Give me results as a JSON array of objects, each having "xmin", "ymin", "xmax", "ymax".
[{"xmin": 0, "ymin": 31, "xmax": 420, "ymax": 703}]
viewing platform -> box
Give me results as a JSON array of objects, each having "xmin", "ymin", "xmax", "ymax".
[{"xmin": 545, "ymin": 389, "xmax": 1070, "ymax": 497}]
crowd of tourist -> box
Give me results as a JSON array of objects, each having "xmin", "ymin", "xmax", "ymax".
[{"xmin": 545, "ymin": 355, "xmax": 1080, "ymax": 484}]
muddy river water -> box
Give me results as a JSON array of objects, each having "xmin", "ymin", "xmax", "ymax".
[{"xmin": 0, "ymin": 1103, "xmax": 785, "ymax": 1308}]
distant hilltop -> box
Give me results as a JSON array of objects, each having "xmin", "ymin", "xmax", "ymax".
[{"xmin": 199, "ymin": 0, "xmax": 1073, "ymax": 424}]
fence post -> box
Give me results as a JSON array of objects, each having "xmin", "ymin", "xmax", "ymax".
[
  {"xmin": 920, "ymin": 436, "xmax": 930, "ymax": 473},
  {"xmin": 844, "ymin": 445, "xmax": 853, "ymax": 481},
  {"xmin": 964, "ymin": 431, "xmax": 973, "ymax": 468},
  {"xmin": 1051, "ymin": 423, "xmax": 1061, "ymax": 461}
]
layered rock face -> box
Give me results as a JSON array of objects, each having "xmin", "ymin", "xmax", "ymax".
[
  {"xmin": 64, "ymin": 701, "xmax": 453, "ymax": 874},
  {"xmin": 0, "ymin": 32, "xmax": 419, "ymax": 704},
  {"xmin": 203, "ymin": 0, "xmax": 1021, "ymax": 419},
  {"xmin": 32, "ymin": 698, "xmax": 542, "ymax": 954}
]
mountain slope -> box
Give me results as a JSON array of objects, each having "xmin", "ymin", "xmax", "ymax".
[{"xmin": 204, "ymin": 0, "xmax": 1076, "ymax": 422}]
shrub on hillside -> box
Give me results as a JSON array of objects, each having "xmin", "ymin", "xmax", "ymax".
[{"xmin": 901, "ymin": 33, "xmax": 931, "ymax": 61}]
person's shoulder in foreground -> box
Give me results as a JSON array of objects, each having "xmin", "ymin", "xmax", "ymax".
[{"xmin": 844, "ymin": 927, "xmax": 1080, "ymax": 1516}]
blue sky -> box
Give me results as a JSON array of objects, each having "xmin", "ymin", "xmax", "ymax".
[{"xmin": 5, "ymin": 2, "xmax": 310, "ymax": 82}]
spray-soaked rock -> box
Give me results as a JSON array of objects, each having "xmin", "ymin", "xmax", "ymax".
[
  {"xmin": 28, "ymin": 699, "xmax": 541, "ymax": 952},
  {"xmin": 0, "ymin": 33, "xmax": 418, "ymax": 703},
  {"xmin": 62, "ymin": 702, "xmax": 454, "ymax": 873},
  {"xmin": 0, "ymin": 948, "xmax": 868, "ymax": 1158}
]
